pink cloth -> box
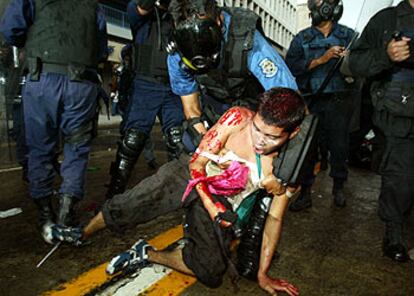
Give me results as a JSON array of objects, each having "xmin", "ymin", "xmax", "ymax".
[{"xmin": 182, "ymin": 161, "xmax": 250, "ymax": 202}]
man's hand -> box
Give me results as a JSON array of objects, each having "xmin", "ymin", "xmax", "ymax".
[
  {"xmin": 258, "ymin": 274, "xmax": 299, "ymax": 296},
  {"xmin": 260, "ymin": 175, "xmax": 285, "ymax": 196},
  {"xmin": 387, "ymin": 37, "xmax": 411, "ymax": 62},
  {"xmin": 319, "ymin": 46, "xmax": 346, "ymax": 64}
]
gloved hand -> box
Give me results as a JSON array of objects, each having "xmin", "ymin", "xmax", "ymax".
[{"xmin": 42, "ymin": 222, "xmax": 83, "ymax": 246}]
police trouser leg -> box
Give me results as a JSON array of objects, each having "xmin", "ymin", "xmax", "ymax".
[
  {"xmin": 378, "ymin": 136, "xmax": 414, "ymax": 237},
  {"xmin": 106, "ymin": 128, "xmax": 148, "ymax": 199}
]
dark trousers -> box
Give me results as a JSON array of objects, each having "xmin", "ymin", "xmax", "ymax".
[
  {"xmin": 102, "ymin": 154, "xmax": 193, "ymax": 232},
  {"xmin": 123, "ymin": 79, "xmax": 183, "ymax": 135},
  {"xmin": 378, "ymin": 136, "xmax": 414, "ymax": 225},
  {"xmin": 302, "ymin": 92, "xmax": 354, "ymax": 186},
  {"xmin": 23, "ymin": 73, "xmax": 98, "ymax": 199}
]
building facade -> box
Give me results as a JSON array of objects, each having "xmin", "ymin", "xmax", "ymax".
[
  {"xmin": 217, "ymin": 0, "xmax": 297, "ymax": 51},
  {"xmin": 296, "ymin": 2, "xmax": 311, "ymax": 33}
]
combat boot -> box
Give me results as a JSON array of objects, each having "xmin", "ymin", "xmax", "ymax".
[
  {"xmin": 57, "ymin": 193, "xmax": 78, "ymax": 226},
  {"xmin": 106, "ymin": 129, "xmax": 147, "ymax": 199},
  {"xmin": 333, "ymin": 178, "xmax": 346, "ymax": 208},
  {"xmin": 289, "ymin": 186, "xmax": 312, "ymax": 212},
  {"xmin": 383, "ymin": 222, "xmax": 409, "ymax": 262},
  {"xmin": 33, "ymin": 195, "xmax": 55, "ymax": 227}
]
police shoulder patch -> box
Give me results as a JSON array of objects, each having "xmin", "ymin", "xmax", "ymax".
[{"xmin": 259, "ymin": 58, "xmax": 278, "ymax": 78}]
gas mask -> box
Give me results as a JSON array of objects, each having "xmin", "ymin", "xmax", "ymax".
[
  {"xmin": 166, "ymin": 17, "xmax": 222, "ymax": 74},
  {"xmin": 308, "ymin": 0, "xmax": 343, "ymax": 26}
]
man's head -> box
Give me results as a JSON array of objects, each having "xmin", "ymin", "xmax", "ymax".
[
  {"xmin": 168, "ymin": 0, "xmax": 222, "ymax": 73},
  {"xmin": 307, "ymin": 0, "xmax": 343, "ymax": 26},
  {"xmin": 251, "ymin": 88, "xmax": 306, "ymax": 155}
]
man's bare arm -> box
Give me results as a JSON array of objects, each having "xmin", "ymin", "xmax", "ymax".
[{"xmin": 257, "ymin": 183, "xmax": 299, "ymax": 296}]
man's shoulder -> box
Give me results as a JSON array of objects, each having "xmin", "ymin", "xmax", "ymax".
[
  {"xmin": 369, "ymin": 6, "xmax": 396, "ymax": 26},
  {"xmin": 218, "ymin": 106, "xmax": 254, "ymax": 127},
  {"xmin": 295, "ymin": 27, "xmax": 315, "ymax": 42}
]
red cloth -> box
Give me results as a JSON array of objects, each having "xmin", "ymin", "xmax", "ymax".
[{"xmin": 182, "ymin": 161, "xmax": 250, "ymax": 202}]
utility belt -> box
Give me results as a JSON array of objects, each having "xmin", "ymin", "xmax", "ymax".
[
  {"xmin": 390, "ymin": 69, "xmax": 414, "ymax": 82},
  {"xmin": 371, "ymin": 80, "xmax": 414, "ymax": 119},
  {"xmin": 27, "ymin": 57, "xmax": 99, "ymax": 83}
]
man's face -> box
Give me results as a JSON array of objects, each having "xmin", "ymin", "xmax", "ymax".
[{"xmin": 250, "ymin": 114, "xmax": 292, "ymax": 155}]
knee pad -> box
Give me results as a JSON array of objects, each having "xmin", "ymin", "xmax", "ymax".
[
  {"xmin": 118, "ymin": 128, "xmax": 148, "ymax": 159},
  {"xmin": 64, "ymin": 121, "xmax": 93, "ymax": 146},
  {"xmin": 166, "ymin": 126, "xmax": 183, "ymax": 159}
]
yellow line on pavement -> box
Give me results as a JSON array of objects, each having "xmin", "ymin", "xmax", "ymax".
[{"xmin": 42, "ymin": 225, "xmax": 196, "ymax": 296}]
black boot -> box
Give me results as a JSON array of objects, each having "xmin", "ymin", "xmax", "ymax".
[
  {"xmin": 289, "ymin": 186, "xmax": 312, "ymax": 212},
  {"xmin": 106, "ymin": 129, "xmax": 147, "ymax": 199},
  {"xmin": 33, "ymin": 196, "xmax": 55, "ymax": 227},
  {"xmin": 57, "ymin": 193, "xmax": 78, "ymax": 226},
  {"xmin": 383, "ymin": 223, "xmax": 409, "ymax": 262},
  {"xmin": 333, "ymin": 178, "xmax": 346, "ymax": 208}
]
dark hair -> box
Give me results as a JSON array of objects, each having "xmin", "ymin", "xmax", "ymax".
[
  {"xmin": 258, "ymin": 88, "xmax": 306, "ymax": 133},
  {"xmin": 169, "ymin": 0, "xmax": 219, "ymax": 24}
]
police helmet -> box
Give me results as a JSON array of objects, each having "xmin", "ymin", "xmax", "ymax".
[
  {"xmin": 171, "ymin": 17, "xmax": 222, "ymax": 73},
  {"xmin": 307, "ymin": 0, "xmax": 343, "ymax": 26}
]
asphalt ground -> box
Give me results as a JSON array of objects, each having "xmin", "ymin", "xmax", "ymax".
[{"xmin": 0, "ymin": 123, "xmax": 413, "ymax": 296}]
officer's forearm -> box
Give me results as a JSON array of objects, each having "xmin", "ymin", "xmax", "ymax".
[{"xmin": 181, "ymin": 93, "xmax": 207, "ymax": 134}]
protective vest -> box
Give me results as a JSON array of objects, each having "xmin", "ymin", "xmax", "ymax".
[
  {"xmin": 371, "ymin": 2, "xmax": 414, "ymax": 136},
  {"xmin": 133, "ymin": 8, "xmax": 173, "ymax": 84},
  {"xmin": 194, "ymin": 7, "xmax": 264, "ymax": 103},
  {"xmin": 300, "ymin": 24, "xmax": 354, "ymax": 94},
  {"xmin": 25, "ymin": 0, "xmax": 98, "ymax": 69}
]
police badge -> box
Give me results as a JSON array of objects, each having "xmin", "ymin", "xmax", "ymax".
[{"xmin": 259, "ymin": 58, "xmax": 278, "ymax": 78}]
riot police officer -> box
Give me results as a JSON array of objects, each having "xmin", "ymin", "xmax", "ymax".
[
  {"xmin": 166, "ymin": 0, "xmax": 298, "ymax": 150},
  {"xmin": 105, "ymin": 0, "xmax": 184, "ymax": 200},
  {"xmin": 0, "ymin": 0, "xmax": 108, "ymax": 236},
  {"xmin": 349, "ymin": 0, "xmax": 414, "ymax": 262},
  {"xmin": 285, "ymin": 0, "xmax": 357, "ymax": 210}
]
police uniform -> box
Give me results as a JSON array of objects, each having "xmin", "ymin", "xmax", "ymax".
[
  {"xmin": 105, "ymin": 0, "xmax": 184, "ymax": 199},
  {"xmin": 0, "ymin": 0, "xmax": 108, "ymax": 227},
  {"xmin": 285, "ymin": 22, "xmax": 357, "ymax": 208},
  {"xmin": 349, "ymin": 0, "xmax": 414, "ymax": 262},
  {"xmin": 168, "ymin": 8, "xmax": 297, "ymax": 150}
]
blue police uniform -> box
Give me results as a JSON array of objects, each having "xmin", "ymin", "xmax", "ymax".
[
  {"xmin": 168, "ymin": 11, "xmax": 298, "ymax": 97},
  {"xmin": 286, "ymin": 22, "xmax": 357, "ymax": 209},
  {"xmin": 168, "ymin": 10, "xmax": 297, "ymax": 151},
  {"xmin": 105, "ymin": 1, "xmax": 183, "ymax": 199},
  {"xmin": 0, "ymin": 0, "xmax": 108, "ymax": 226},
  {"xmin": 124, "ymin": 1, "xmax": 183, "ymax": 136}
]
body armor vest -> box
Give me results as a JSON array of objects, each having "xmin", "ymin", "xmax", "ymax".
[
  {"xmin": 25, "ymin": 0, "xmax": 98, "ymax": 69},
  {"xmin": 194, "ymin": 7, "xmax": 264, "ymax": 103},
  {"xmin": 300, "ymin": 24, "xmax": 354, "ymax": 94},
  {"xmin": 133, "ymin": 8, "xmax": 173, "ymax": 84},
  {"xmin": 371, "ymin": 2, "xmax": 414, "ymax": 135}
]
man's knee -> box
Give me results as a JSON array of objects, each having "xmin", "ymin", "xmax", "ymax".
[{"xmin": 64, "ymin": 121, "xmax": 93, "ymax": 146}]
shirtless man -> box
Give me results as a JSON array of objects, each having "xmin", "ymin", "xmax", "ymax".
[{"xmin": 48, "ymin": 87, "xmax": 305, "ymax": 296}]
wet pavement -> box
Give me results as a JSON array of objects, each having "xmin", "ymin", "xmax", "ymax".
[{"xmin": 0, "ymin": 124, "xmax": 413, "ymax": 296}]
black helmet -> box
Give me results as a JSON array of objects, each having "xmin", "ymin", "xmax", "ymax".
[
  {"xmin": 171, "ymin": 17, "xmax": 222, "ymax": 73},
  {"xmin": 307, "ymin": 0, "xmax": 343, "ymax": 26}
]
